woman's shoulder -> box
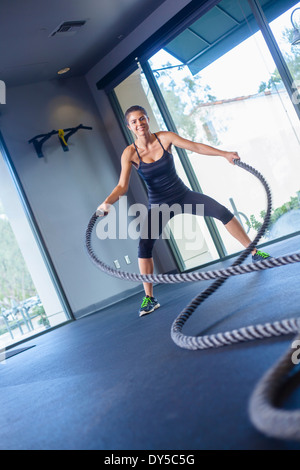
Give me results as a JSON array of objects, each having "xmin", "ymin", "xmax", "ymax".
[
  {"xmin": 122, "ymin": 143, "xmax": 136, "ymax": 158},
  {"xmin": 155, "ymin": 130, "xmax": 170, "ymax": 138},
  {"xmin": 155, "ymin": 130, "xmax": 176, "ymax": 142},
  {"xmin": 121, "ymin": 143, "xmax": 139, "ymax": 167},
  {"xmin": 155, "ymin": 131, "xmax": 175, "ymax": 150}
]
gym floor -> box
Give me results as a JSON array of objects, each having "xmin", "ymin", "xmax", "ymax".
[{"xmin": 1, "ymin": 235, "xmax": 300, "ymax": 450}]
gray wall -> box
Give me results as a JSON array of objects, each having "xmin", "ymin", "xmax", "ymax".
[
  {"xmin": 0, "ymin": 0, "xmax": 192, "ymax": 319},
  {"xmin": 85, "ymin": 87, "xmax": 178, "ymax": 275},
  {"xmin": 0, "ymin": 76, "xmax": 144, "ymax": 318},
  {"xmin": 85, "ymin": 0, "xmax": 193, "ymax": 275}
]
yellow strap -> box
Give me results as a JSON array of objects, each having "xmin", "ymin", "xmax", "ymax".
[{"xmin": 58, "ymin": 129, "xmax": 68, "ymax": 147}]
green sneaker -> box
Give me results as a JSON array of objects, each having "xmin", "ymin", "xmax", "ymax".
[
  {"xmin": 252, "ymin": 250, "xmax": 271, "ymax": 262},
  {"xmin": 139, "ymin": 296, "xmax": 160, "ymax": 317},
  {"xmin": 139, "ymin": 296, "xmax": 154, "ymax": 317},
  {"xmin": 150, "ymin": 297, "xmax": 160, "ymax": 311}
]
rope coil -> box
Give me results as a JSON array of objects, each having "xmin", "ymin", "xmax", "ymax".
[{"xmin": 85, "ymin": 159, "xmax": 300, "ymax": 442}]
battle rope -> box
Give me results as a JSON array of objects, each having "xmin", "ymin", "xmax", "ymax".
[
  {"xmin": 249, "ymin": 334, "xmax": 300, "ymax": 442},
  {"xmin": 85, "ymin": 159, "xmax": 300, "ymax": 442}
]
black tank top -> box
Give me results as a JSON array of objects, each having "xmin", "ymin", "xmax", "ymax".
[{"xmin": 133, "ymin": 133, "xmax": 189, "ymax": 205}]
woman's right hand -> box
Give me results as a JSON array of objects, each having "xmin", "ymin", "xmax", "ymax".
[{"xmin": 96, "ymin": 202, "xmax": 111, "ymax": 216}]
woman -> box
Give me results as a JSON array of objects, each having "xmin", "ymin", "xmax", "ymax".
[{"xmin": 97, "ymin": 105, "xmax": 270, "ymax": 317}]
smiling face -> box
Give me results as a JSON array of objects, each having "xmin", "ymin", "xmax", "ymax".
[{"xmin": 126, "ymin": 110, "xmax": 150, "ymax": 137}]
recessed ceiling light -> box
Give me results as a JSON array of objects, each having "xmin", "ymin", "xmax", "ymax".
[{"xmin": 57, "ymin": 67, "xmax": 70, "ymax": 75}]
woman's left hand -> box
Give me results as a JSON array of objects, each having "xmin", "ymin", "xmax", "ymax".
[{"xmin": 223, "ymin": 151, "xmax": 240, "ymax": 164}]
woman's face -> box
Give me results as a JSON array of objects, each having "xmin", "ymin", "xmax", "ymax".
[{"xmin": 127, "ymin": 111, "xmax": 150, "ymax": 137}]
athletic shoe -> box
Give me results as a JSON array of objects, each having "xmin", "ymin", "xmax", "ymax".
[
  {"xmin": 150, "ymin": 296, "xmax": 160, "ymax": 311},
  {"xmin": 252, "ymin": 249, "xmax": 271, "ymax": 262},
  {"xmin": 139, "ymin": 296, "xmax": 161, "ymax": 317},
  {"xmin": 139, "ymin": 296, "xmax": 155, "ymax": 317}
]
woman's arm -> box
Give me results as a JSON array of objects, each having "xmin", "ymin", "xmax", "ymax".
[
  {"xmin": 164, "ymin": 131, "xmax": 240, "ymax": 164},
  {"xmin": 97, "ymin": 148, "xmax": 133, "ymax": 214}
]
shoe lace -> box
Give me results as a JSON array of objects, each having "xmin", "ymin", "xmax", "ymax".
[
  {"xmin": 141, "ymin": 296, "xmax": 152, "ymax": 307},
  {"xmin": 256, "ymin": 250, "xmax": 269, "ymax": 258}
]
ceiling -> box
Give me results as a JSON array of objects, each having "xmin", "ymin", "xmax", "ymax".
[{"xmin": 0, "ymin": 0, "xmax": 167, "ymax": 87}]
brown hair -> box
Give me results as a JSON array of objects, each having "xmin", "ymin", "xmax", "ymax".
[{"xmin": 124, "ymin": 105, "xmax": 148, "ymax": 124}]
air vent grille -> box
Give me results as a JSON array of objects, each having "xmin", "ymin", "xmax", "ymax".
[{"xmin": 49, "ymin": 21, "xmax": 86, "ymax": 37}]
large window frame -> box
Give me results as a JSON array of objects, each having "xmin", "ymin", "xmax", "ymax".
[
  {"xmin": 103, "ymin": 0, "xmax": 300, "ymax": 269},
  {"xmin": 0, "ymin": 131, "xmax": 74, "ymax": 348}
]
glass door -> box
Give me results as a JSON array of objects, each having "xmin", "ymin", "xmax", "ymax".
[
  {"xmin": 114, "ymin": 68, "xmax": 220, "ymax": 270},
  {"xmin": 145, "ymin": 0, "xmax": 300, "ymax": 256},
  {"xmin": 111, "ymin": 0, "xmax": 300, "ymax": 271},
  {"xmin": 0, "ymin": 137, "xmax": 71, "ymax": 351},
  {"xmin": 261, "ymin": 2, "xmax": 300, "ymax": 87}
]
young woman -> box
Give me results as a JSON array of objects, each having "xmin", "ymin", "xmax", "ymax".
[{"xmin": 97, "ymin": 105, "xmax": 270, "ymax": 317}]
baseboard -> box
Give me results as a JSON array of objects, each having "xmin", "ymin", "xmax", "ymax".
[{"xmin": 74, "ymin": 284, "xmax": 145, "ymax": 319}]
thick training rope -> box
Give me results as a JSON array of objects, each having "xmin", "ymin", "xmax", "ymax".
[
  {"xmin": 249, "ymin": 333, "xmax": 300, "ymax": 442},
  {"xmin": 85, "ymin": 159, "xmax": 300, "ymax": 442}
]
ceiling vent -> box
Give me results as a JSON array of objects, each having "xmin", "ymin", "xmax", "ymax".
[{"xmin": 49, "ymin": 21, "xmax": 86, "ymax": 37}]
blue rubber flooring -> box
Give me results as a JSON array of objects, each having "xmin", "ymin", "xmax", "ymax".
[{"xmin": 1, "ymin": 236, "xmax": 300, "ymax": 450}]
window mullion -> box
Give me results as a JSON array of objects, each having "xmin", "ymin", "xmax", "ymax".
[
  {"xmin": 248, "ymin": 0, "xmax": 300, "ymax": 121},
  {"xmin": 140, "ymin": 59, "xmax": 227, "ymax": 259}
]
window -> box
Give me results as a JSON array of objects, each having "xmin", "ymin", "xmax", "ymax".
[
  {"xmin": 262, "ymin": 2, "xmax": 300, "ymax": 98},
  {"xmin": 0, "ymin": 136, "xmax": 71, "ymax": 350},
  {"xmin": 111, "ymin": 0, "xmax": 300, "ymax": 270},
  {"xmin": 146, "ymin": 0, "xmax": 300, "ymax": 256},
  {"xmin": 114, "ymin": 69, "xmax": 220, "ymax": 269}
]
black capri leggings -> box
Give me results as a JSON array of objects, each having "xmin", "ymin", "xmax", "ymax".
[{"xmin": 138, "ymin": 190, "xmax": 234, "ymax": 259}]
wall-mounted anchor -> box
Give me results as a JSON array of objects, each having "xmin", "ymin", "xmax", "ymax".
[
  {"xmin": 58, "ymin": 124, "xmax": 93, "ymax": 152},
  {"xmin": 28, "ymin": 124, "xmax": 93, "ymax": 158},
  {"xmin": 28, "ymin": 130, "xmax": 57, "ymax": 158}
]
